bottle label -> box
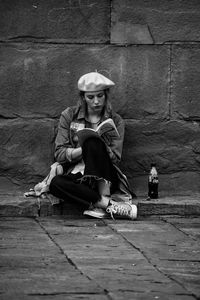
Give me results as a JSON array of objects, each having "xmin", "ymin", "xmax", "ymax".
[{"xmin": 149, "ymin": 175, "xmax": 158, "ymax": 184}]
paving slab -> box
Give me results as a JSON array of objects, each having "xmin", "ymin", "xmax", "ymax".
[
  {"xmin": 109, "ymin": 292, "xmax": 195, "ymax": 300},
  {"xmin": 105, "ymin": 216, "xmax": 200, "ymax": 298},
  {"xmin": 0, "ymin": 217, "xmax": 105, "ymax": 299},
  {"xmin": 0, "ymin": 216, "xmax": 199, "ymax": 299},
  {"xmin": 40, "ymin": 216, "xmax": 199, "ymax": 299},
  {"xmin": 161, "ymin": 216, "xmax": 200, "ymax": 239}
]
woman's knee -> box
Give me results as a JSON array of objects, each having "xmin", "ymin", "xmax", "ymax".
[
  {"xmin": 49, "ymin": 175, "xmax": 63, "ymax": 193},
  {"xmin": 83, "ymin": 137, "xmax": 106, "ymax": 152}
]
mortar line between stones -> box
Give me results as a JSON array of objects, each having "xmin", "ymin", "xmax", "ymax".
[
  {"xmin": 109, "ymin": 0, "xmax": 112, "ymax": 44},
  {"xmin": 28, "ymin": 291, "xmax": 108, "ymax": 296},
  {"xmin": 35, "ymin": 218, "xmax": 80, "ymax": 270},
  {"xmin": 1, "ymin": 39, "xmax": 200, "ymax": 45},
  {"xmin": 160, "ymin": 216, "xmax": 199, "ymax": 242},
  {"xmin": 0, "ymin": 39, "xmax": 110, "ymax": 45},
  {"xmin": 105, "ymin": 221, "xmax": 196, "ymax": 298},
  {"xmin": 34, "ymin": 218, "xmax": 112, "ymax": 300},
  {"xmin": 3, "ymin": 40, "xmax": 199, "ymax": 47},
  {"xmin": 168, "ymin": 44, "xmax": 173, "ymax": 119}
]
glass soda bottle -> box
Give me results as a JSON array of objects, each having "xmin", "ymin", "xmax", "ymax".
[{"xmin": 148, "ymin": 163, "xmax": 158, "ymax": 199}]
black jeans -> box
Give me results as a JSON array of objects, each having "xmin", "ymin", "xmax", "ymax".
[{"xmin": 49, "ymin": 137, "xmax": 118, "ymax": 207}]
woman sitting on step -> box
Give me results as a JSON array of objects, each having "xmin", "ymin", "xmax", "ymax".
[{"xmin": 49, "ymin": 72, "xmax": 137, "ymax": 220}]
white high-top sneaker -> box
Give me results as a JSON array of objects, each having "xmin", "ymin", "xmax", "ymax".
[
  {"xmin": 106, "ymin": 200, "xmax": 137, "ymax": 220},
  {"xmin": 83, "ymin": 206, "xmax": 108, "ymax": 219}
]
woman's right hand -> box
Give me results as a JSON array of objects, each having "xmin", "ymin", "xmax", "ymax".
[{"xmin": 71, "ymin": 147, "xmax": 82, "ymax": 161}]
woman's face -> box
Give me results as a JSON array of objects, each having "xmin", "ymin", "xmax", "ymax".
[{"xmin": 84, "ymin": 90, "xmax": 106, "ymax": 113}]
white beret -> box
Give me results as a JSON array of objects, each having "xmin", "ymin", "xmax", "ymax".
[{"xmin": 78, "ymin": 72, "xmax": 115, "ymax": 92}]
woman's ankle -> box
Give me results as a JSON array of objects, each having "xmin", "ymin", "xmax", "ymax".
[{"xmin": 95, "ymin": 195, "xmax": 110, "ymax": 209}]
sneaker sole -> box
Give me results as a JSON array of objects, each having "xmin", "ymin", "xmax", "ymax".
[{"xmin": 83, "ymin": 210, "xmax": 108, "ymax": 219}]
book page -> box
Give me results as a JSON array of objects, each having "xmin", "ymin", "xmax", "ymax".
[{"xmin": 97, "ymin": 118, "xmax": 119, "ymax": 138}]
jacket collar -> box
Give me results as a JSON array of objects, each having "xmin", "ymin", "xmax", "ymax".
[{"xmin": 77, "ymin": 104, "xmax": 85, "ymax": 120}]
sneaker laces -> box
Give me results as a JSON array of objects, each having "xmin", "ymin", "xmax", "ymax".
[{"xmin": 106, "ymin": 202, "xmax": 131, "ymax": 220}]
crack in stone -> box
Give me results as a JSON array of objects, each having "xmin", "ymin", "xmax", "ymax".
[
  {"xmin": 105, "ymin": 221, "xmax": 195, "ymax": 296},
  {"xmin": 35, "ymin": 218, "xmax": 85, "ymax": 271},
  {"xmin": 147, "ymin": 24, "xmax": 155, "ymax": 44},
  {"xmin": 160, "ymin": 259, "xmax": 200, "ymax": 262},
  {"xmin": 35, "ymin": 219, "xmax": 112, "ymax": 299},
  {"xmin": 160, "ymin": 216, "xmax": 199, "ymax": 242},
  {"xmin": 168, "ymin": 44, "xmax": 173, "ymax": 119},
  {"xmin": 28, "ymin": 291, "xmax": 105, "ymax": 296}
]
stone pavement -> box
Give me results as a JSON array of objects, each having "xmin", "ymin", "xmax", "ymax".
[{"xmin": 0, "ymin": 214, "xmax": 200, "ymax": 300}]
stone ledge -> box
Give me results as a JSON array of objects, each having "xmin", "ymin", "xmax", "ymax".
[
  {"xmin": 0, "ymin": 195, "xmax": 39, "ymax": 217},
  {"xmin": 137, "ymin": 196, "xmax": 200, "ymax": 216},
  {"xmin": 0, "ymin": 194, "xmax": 200, "ymax": 218}
]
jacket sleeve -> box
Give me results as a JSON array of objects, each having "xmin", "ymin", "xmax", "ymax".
[
  {"xmin": 54, "ymin": 108, "xmax": 75, "ymax": 164},
  {"xmin": 105, "ymin": 114, "xmax": 125, "ymax": 165}
]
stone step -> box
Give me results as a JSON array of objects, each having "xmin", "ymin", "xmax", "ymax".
[
  {"xmin": 137, "ymin": 196, "xmax": 200, "ymax": 216},
  {"xmin": 0, "ymin": 193, "xmax": 199, "ymax": 217}
]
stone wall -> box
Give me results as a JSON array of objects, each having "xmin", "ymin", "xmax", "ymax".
[{"xmin": 0, "ymin": 0, "xmax": 200, "ymax": 196}]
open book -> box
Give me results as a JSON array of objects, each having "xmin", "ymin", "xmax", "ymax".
[{"xmin": 77, "ymin": 118, "xmax": 120, "ymax": 146}]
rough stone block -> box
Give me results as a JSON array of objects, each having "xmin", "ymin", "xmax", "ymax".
[
  {"xmin": 112, "ymin": 46, "xmax": 169, "ymax": 119},
  {"xmin": 123, "ymin": 119, "xmax": 200, "ymax": 174},
  {"xmin": 0, "ymin": 195, "xmax": 39, "ymax": 217},
  {"xmin": 38, "ymin": 198, "xmax": 54, "ymax": 217},
  {"xmin": 0, "ymin": 44, "xmax": 169, "ymax": 119},
  {"xmin": 0, "ymin": 119, "xmax": 55, "ymax": 183},
  {"xmin": 111, "ymin": 0, "xmax": 200, "ymax": 44},
  {"xmin": 0, "ymin": 0, "xmax": 110, "ymax": 43},
  {"xmin": 0, "ymin": 177, "xmax": 30, "ymax": 193},
  {"xmin": 111, "ymin": 22, "xmax": 154, "ymax": 44},
  {"xmin": 129, "ymin": 172, "xmax": 200, "ymax": 198},
  {"xmin": 171, "ymin": 45, "xmax": 200, "ymax": 120},
  {"xmin": 122, "ymin": 119, "xmax": 200, "ymax": 195},
  {"xmin": 0, "ymin": 44, "xmax": 80, "ymax": 118},
  {"xmin": 138, "ymin": 196, "xmax": 200, "ymax": 216}
]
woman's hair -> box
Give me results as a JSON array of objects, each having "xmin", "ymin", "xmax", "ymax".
[{"xmin": 78, "ymin": 89, "xmax": 112, "ymax": 116}]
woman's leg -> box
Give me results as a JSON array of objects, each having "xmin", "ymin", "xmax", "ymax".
[
  {"xmin": 49, "ymin": 174, "xmax": 100, "ymax": 207},
  {"xmin": 50, "ymin": 137, "xmax": 118, "ymax": 211},
  {"xmin": 82, "ymin": 137, "xmax": 118, "ymax": 208}
]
